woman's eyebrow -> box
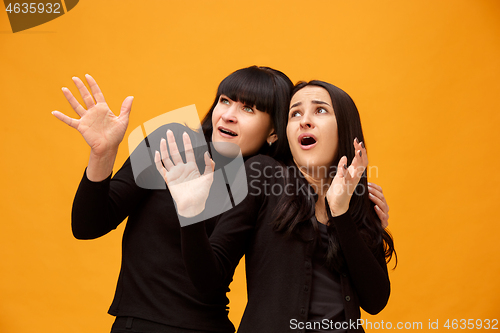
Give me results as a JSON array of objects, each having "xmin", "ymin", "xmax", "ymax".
[
  {"xmin": 290, "ymin": 101, "xmax": 302, "ymax": 110},
  {"xmin": 312, "ymin": 100, "xmax": 331, "ymax": 107},
  {"xmin": 290, "ymin": 100, "xmax": 331, "ymax": 110}
]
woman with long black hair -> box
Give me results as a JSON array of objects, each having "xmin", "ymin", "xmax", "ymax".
[{"xmin": 157, "ymin": 80, "xmax": 395, "ymax": 333}]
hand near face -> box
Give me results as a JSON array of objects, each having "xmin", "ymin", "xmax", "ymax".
[
  {"xmin": 368, "ymin": 182, "xmax": 390, "ymax": 228},
  {"xmin": 155, "ymin": 130, "xmax": 215, "ymax": 218},
  {"xmin": 52, "ymin": 74, "xmax": 134, "ymax": 156},
  {"xmin": 326, "ymin": 138, "xmax": 368, "ymax": 217}
]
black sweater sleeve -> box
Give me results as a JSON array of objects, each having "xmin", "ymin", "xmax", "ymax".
[
  {"xmin": 71, "ymin": 158, "xmax": 149, "ymax": 239},
  {"xmin": 327, "ymin": 200, "xmax": 391, "ymax": 315},
  {"xmin": 180, "ymin": 155, "xmax": 266, "ymax": 293}
]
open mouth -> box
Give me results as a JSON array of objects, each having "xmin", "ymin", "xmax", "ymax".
[
  {"xmin": 298, "ymin": 133, "xmax": 317, "ymax": 149},
  {"xmin": 301, "ymin": 136, "xmax": 316, "ymax": 146},
  {"xmin": 218, "ymin": 127, "xmax": 238, "ymax": 137}
]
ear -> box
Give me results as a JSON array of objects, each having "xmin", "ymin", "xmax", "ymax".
[{"xmin": 267, "ymin": 129, "xmax": 278, "ymax": 144}]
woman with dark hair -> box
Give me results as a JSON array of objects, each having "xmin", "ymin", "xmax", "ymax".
[
  {"xmin": 157, "ymin": 80, "xmax": 395, "ymax": 332},
  {"xmin": 52, "ymin": 66, "xmax": 295, "ymax": 333}
]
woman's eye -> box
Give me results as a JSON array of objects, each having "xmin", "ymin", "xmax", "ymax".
[
  {"xmin": 290, "ymin": 111, "xmax": 301, "ymax": 118},
  {"xmin": 317, "ymin": 107, "xmax": 327, "ymax": 114},
  {"xmin": 243, "ymin": 106, "xmax": 254, "ymax": 113},
  {"xmin": 220, "ymin": 97, "xmax": 230, "ymax": 105}
]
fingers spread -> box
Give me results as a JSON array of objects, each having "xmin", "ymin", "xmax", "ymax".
[
  {"xmin": 62, "ymin": 87, "xmax": 86, "ymax": 117},
  {"xmin": 183, "ymin": 132, "xmax": 195, "ymax": 164},
  {"xmin": 166, "ymin": 130, "xmax": 184, "ymax": 165},
  {"xmin": 85, "ymin": 74, "xmax": 106, "ymax": 104},
  {"xmin": 72, "ymin": 76, "xmax": 95, "ymax": 109},
  {"xmin": 154, "ymin": 151, "xmax": 167, "ymax": 179},
  {"xmin": 160, "ymin": 138, "xmax": 174, "ymax": 171}
]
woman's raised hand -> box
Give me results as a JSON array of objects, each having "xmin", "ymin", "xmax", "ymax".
[
  {"xmin": 326, "ymin": 138, "xmax": 368, "ymax": 217},
  {"xmin": 155, "ymin": 130, "xmax": 215, "ymax": 218},
  {"xmin": 52, "ymin": 75, "xmax": 134, "ymax": 156}
]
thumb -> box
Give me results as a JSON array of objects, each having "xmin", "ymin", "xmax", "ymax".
[
  {"xmin": 51, "ymin": 111, "xmax": 78, "ymax": 129},
  {"xmin": 119, "ymin": 96, "xmax": 134, "ymax": 119}
]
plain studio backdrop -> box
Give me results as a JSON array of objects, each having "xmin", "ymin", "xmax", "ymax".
[{"xmin": 1, "ymin": 1, "xmax": 499, "ymax": 332}]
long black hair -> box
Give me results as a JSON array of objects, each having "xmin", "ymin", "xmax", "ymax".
[
  {"xmin": 201, "ymin": 66, "xmax": 293, "ymax": 160},
  {"xmin": 274, "ymin": 80, "xmax": 396, "ymax": 270}
]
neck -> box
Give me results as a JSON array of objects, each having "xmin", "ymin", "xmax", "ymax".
[
  {"xmin": 295, "ymin": 163, "xmax": 331, "ymax": 197},
  {"xmin": 294, "ymin": 160, "xmax": 332, "ymax": 224}
]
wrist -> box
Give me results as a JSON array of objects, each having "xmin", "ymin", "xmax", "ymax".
[
  {"xmin": 87, "ymin": 149, "xmax": 118, "ymax": 182},
  {"xmin": 178, "ymin": 204, "xmax": 205, "ymax": 218},
  {"xmin": 330, "ymin": 206, "xmax": 348, "ymax": 217},
  {"xmin": 325, "ymin": 196, "xmax": 349, "ymax": 218},
  {"xmin": 90, "ymin": 146, "xmax": 119, "ymax": 160}
]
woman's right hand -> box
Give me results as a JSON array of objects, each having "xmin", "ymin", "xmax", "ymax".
[
  {"xmin": 52, "ymin": 74, "xmax": 134, "ymax": 157},
  {"xmin": 326, "ymin": 138, "xmax": 368, "ymax": 217},
  {"xmin": 155, "ymin": 130, "xmax": 215, "ymax": 218}
]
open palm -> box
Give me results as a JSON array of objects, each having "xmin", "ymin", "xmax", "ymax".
[
  {"xmin": 52, "ymin": 74, "xmax": 133, "ymax": 156},
  {"xmin": 155, "ymin": 130, "xmax": 215, "ymax": 218}
]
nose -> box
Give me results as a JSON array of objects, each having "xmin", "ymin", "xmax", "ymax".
[
  {"xmin": 300, "ymin": 112, "xmax": 314, "ymax": 129},
  {"xmin": 221, "ymin": 104, "xmax": 238, "ymax": 123}
]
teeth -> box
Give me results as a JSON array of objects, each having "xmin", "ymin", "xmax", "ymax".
[{"xmin": 220, "ymin": 128, "xmax": 237, "ymax": 136}]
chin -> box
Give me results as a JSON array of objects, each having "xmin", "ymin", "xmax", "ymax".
[
  {"xmin": 300, "ymin": 158, "xmax": 332, "ymax": 173},
  {"xmin": 213, "ymin": 134, "xmax": 230, "ymax": 143},
  {"xmin": 213, "ymin": 141, "xmax": 241, "ymax": 158}
]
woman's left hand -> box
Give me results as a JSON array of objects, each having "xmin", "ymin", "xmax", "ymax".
[
  {"xmin": 368, "ymin": 183, "xmax": 390, "ymax": 228},
  {"xmin": 326, "ymin": 138, "xmax": 368, "ymax": 217},
  {"xmin": 155, "ymin": 130, "xmax": 215, "ymax": 218}
]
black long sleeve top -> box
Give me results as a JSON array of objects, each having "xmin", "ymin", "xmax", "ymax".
[
  {"xmin": 180, "ymin": 155, "xmax": 390, "ymax": 333},
  {"xmin": 71, "ymin": 124, "xmax": 235, "ymax": 333}
]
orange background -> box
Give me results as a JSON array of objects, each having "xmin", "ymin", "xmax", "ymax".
[{"xmin": 1, "ymin": 1, "xmax": 499, "ymax": 332}]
